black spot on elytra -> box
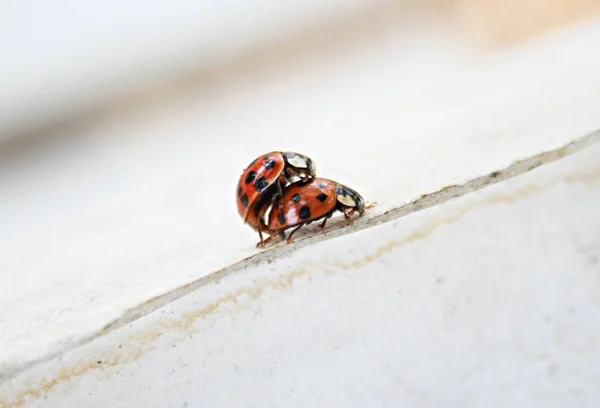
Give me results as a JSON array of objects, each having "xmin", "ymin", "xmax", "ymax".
[
  {"xmin": 318, "ymin": 183, "xmax": 326, "ymax": 189},
  {"xmin": 278, "ymin": 213, "xmax": 286, "ymax": 225},
  {"xmin": 264, "ymin": 159, "xmax": 276, "ymax": 170},
  {"xmin": 245, "ymin": 171, "xmax": 257, "ymax": 184},
  {"xmin": 240, "ymin": 194, "xmax": 249, "ymax": 208},
  {"xmin": 291, "ymin": 193, "xmax": 301, "ymax": 202},
  {"xmin": 254, "ymin": 176, "xmax": 268, "ymax": 192},
  {"xmin": 316, "ymin": 193, "xmax": 327, "ymax": 202},
  {"xmin": 299, "ymin": 206, "xmax": 311, "ymax": 220},
  {"xmin": 237, "ymin": 186, "xmax": 243, "ymax": 197}
]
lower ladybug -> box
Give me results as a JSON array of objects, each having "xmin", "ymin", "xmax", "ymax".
[
  {"xmin": 264, "ymin": 177, "xmax": 374, "ymax": 245},
  {"xmin": 236, "ymin": 151, "xmax": 316, "ymax": 246}
]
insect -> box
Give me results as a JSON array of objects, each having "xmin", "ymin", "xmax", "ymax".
[
  {"xmin": 264, "ymin": 177, "xmax": 374, "ymax": 245},
  {"xmin": 236, "ymin": 151, "xmax": 316, "ymax": 246}
]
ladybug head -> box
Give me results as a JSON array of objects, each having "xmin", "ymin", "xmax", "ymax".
[
  {"xmin": 335, "ymin": 184, "xmax": 365, "ymax": 215},
  {"xmin": 283, "ymin": 152, "xmax": 316, "ymax": 181}
]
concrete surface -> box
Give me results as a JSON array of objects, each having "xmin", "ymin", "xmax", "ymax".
[
  {"xmin": 2, "ymin": 15, "xmax": 600, "ymax": 381},
  {"xmin": 2, "ymin": 134, "xmax": 599, "ymax": 408}
]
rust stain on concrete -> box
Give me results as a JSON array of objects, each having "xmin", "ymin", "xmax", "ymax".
[{"xmin": 0, "ymin": 348, "xmax": 147, "ymax": 408}]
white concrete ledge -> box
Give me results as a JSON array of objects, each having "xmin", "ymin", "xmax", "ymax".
[{"xmin": 2, "ymin": 130, "xmax": 599, "ymax": 407}]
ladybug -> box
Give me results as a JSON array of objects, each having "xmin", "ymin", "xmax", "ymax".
[
  {"xmin": 236, "ymin": 151, "xmax": 316, "ymax": 246},
  {"xmin": 265, "ymin": 177, "xmax": 374, "ymax": 245}
]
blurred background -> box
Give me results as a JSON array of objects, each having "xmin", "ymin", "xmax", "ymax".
[
  {"xmin": 1, "ymin": 0, "xmax": 600, "ymax": 383},
  {"xmin": 2, "ymin": 0, "xmax": 599, "ymax": 144}
]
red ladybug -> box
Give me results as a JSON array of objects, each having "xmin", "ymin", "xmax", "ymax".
[
  {"xmin": 236, "ymin": 151, "xmax": 316, "ymax": 245},
  {"xmin": 265, "ymin": 177, "xmax": 374, "ymax": 245}
]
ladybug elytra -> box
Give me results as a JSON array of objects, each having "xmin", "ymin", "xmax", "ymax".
[{"xmin": 236, "ymin": 151, "xmax": 316, "ymax": 246}]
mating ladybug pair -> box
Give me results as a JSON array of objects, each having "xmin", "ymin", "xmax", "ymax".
[{"xmin": 236, "ymin": 151, "xmax": 373, "ymax": 248}]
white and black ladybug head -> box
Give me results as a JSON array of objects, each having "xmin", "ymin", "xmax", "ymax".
[
  {"xmin": 335, "ymin": 184, "xmax": 365, "ymax": 214},
  {"xmin": 283, "ymin": 152, "xmax": 316, "ymax": 179}
]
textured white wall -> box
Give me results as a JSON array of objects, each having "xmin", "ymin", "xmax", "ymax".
[{"xmin": 2, "ymin": 139, "xmax": 599, "ymax": 408}]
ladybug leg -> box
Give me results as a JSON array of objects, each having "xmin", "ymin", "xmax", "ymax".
[
  {"xmin": 256, "ymin": 230, "xmax": 275, "ymax": 248},
  {"xmin": 256, "ymin": 223, "xmax": 265, "ymax": 247},
  {"xmin": 255, "ymin": 209, "xmax": 272, "ymax": 248},
  {"xmin": 256, "ymin": 218, "xmax": 271, "ymax": 248},
  {"xmin": 257, "ymin": 231, "xmax": 282, "ymax": 248},
  {"xmin": 318, "ymin": 213, "xmax": 332, "ymax": 229},
  {"xmin": 257, "ymin": 204, "xmax": 269, "ymax": 224},
  {"xmin": 285, "ymin": 224, "xmax": 304, "ymax": 244},
  {"xmin": 318, "ymin": 218, "xmax": 328, "ymax": 229},
  {"xmin": 256, "ymin": 236, "xmax": 269, "ymax": 248}
]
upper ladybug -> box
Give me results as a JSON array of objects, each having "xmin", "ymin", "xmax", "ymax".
[{"xmin": 236, "ymin": 151, "xmax": 316, "ymax": 245}]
